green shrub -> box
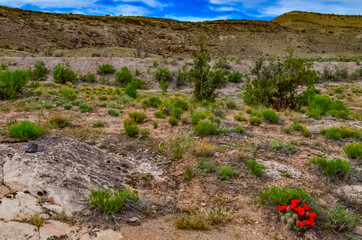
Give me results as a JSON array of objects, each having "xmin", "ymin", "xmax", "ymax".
[
  {"xmin": 245, "ymin": 160, "xmax": 267, "ymax": 177},
  {"xmin": 171, "ymin": 107, "xmax": 183, "ymax": 119},
  {"xmin": 79, "ymin": 72, "xmax": 95, "ymax": 83},
  {"xmin": 42, "ymin": 102, "xmax": 53, "ymax": 109},
  {"xmin": 63, "ymin": 102, "xmax": 73, "ymax": 110},
  {"xmin": 217, "ymin": 166, "xmax": 241, "ymax": 180},
  {"xmin": 154, "ymin": 67, "xmax": 172, "ymax": 82},
  {"xmin": 129, "ymin": 112, "xmax": 147, "ymax": 123},
  {"xmin": 50, "ymin": 116, "xmax": 70, "ymax": 128},
  {"xmin": 291, "ymin": 123, "xmax": 311, "ymax": 137},
  {"xmin": 59, "ymin": 87, "xmax": 77, "ymax": 101},
  {"xmin": 249, "ymin": 116, "xmax": 262, "ymax": 126},
  {"xmin": 123, "ymin": 118, "xmax": 139, "ymax": 137},
  {"xmin": 214, "ymin": 58, "xmax": 231, "ymax": 70},
  {"xmin": 172, "ymin": 99, "xmax": 189, "ymax": 111},
  {"xmin": 228, "ymin": 71, "xmax": 243, "ymax": 83},
  {"xmin": 92, "ymin": 121, "xmax": 105, "ymax": 128},
  {"xmin": 140, "ymin": 128, "xmax": 150, "ymax": 137},
  {"xmin": 235, "ymin": 125, "xmax": 244, "ymax": 133},
  {"xmin": 154, "ymin": 111, "xmax": 166, "ymax": 119},
  {"xmin": 309, "ymin": 156, "xmax": 351, "ymax": 177},
  {"xmin": 9, "ymin": 121, "xmax": 43, "ymax": 140},
  {"xmin": 308, "ymin": 94, "xmax": 349, "ymax": 119},
  {"xmin": 259, "ymin": 186, "xmax": 314, "ymax": 206},
  {"xmin": 322, "ymin": 205, "xmax": 360, "ymax": 233},
  {"xmin": 53, "ymin": 65, "xmax": 77, "ymax": 84},
  {"xmin": 197, "ymin": 158, "xmax": 216, "ymax": 173},
  {"xmin": 321, "ymin": 127, "xmax": 361, "ymax": 140},
  {"xmin": 153, "ymin": 60, "xmax": 159, "ymax": 68},
  {"xmin": 108, "ymin": 109, "xmax": 119, "ymax": 117},
  {"xmin": 0, "ymin": 70, "xmax": 29, "ymax": 100},
  {"xmin": 269, "ymin": 140, "xmax": 296, "ymax": 153},
  {"xmin": 194, "ymin": 121, "xmax": 217, "ymax": 136},
  {"xmin": 343, "ymin": 142, "xmax": 362, "ymax": 160},
  {"xmin": 79, "ymin": 103, "xmax": 93, "ymax": 113},
  {"xmin": 98, "ymin": 95, "xmax": 108, "ymax": 101},
  {"xmin": 97, "ymin": 64, "xmax": 116, "ymax": 75},
  {"xmin": 190, "ymin": 111, "xmax": 207, "ymax": 125},
  {"xmin": 152, "ymin": 120, "xmax": 158, "ymax": 129},
  {"xmin": 226, "ymin": 101, "xmax": 237, "ymax": 109},
  {"xmin": 125, "ymin": 81, "xmax": 138, "ymax": 99},
  {"xmin": 115, "ymin": 67, "xmax": 133, "ymax": 86},
  {"xmin": 262, "ymin": 110, "xmax": 279, "ymax": 123},
  {"xmin": 148, "ymin": 97, "xmax": 162, "ymax": 108},
  {"xmin": 72, "ymin": 99, "xmax": 83, "ymax": 106},
  {"xmin": 171, "ymin": 135, "xmax": 191, "ymax": 159},
  {"xmin": 29, "ymin": 61, "xmax": 48, "ymax": 81},
  {"xmin": 184, "ymin": 167, "xmax": 193, "ymax": 180},
  {"xmin": 89, "ymin": 188, "xmax": 139, "ymax": 213},
  {"xmin": 168, "ymin": 117, "xmax": 179, "ymax": 126},
  {"xmin": 159, "ymin": 79, "xmax": 169, "ymax": 93},
  {"xmin": 176, "ymin": 66, "xmax": 189, "ymax": 87},
  {"xmin": 174, "ymin": 210, "xmax": 211, "ymax": 231},
  {"xmin": 243, "ymin": 51, "xmax": 318, "ymax": 110},
  {"xmin": 234, "ymin": 114, "xmax": 247, "ymax": 122}
]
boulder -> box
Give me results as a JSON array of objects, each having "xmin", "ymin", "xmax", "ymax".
[
  {"xmin": 0, "ymin": 221, "xmax": 39, "ymax": 240},
  {"xmin": 258, "ymin": 160, "xmax": 302, "ymax": 180}
]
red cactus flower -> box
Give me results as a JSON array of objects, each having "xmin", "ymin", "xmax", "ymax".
[
  {"xmin": 303, "ymin": 204, "xmax": 310, "ymax": 210},
  {"xmin": 310, "ymin": 222, "xmax": 315, "ymax": 226},
  {"xmin": 298, "ymin": 211, "xmax": 304, "ymax": 216},
  {"xmin": 305, "ymin": 220, "xmax": 310, "ymax": 225},
  {"xmin": 308, "ymin": 212, "xmax": 316, "ymax": 218},
  {"xmin": 289, "ymin": 204, "xmax": 296, "ymax": 210},
  {"xmin": 298, "ymin": 221, "xmax": 303, "ymax": 226},
  {"xmin": 291, "ymin": 199, "xmax": 300, "ymax": 204}
]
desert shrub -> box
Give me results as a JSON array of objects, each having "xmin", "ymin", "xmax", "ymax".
[
  {"xmin": 270, "ymin": 140, "xmax": 296, "ymax": 153},
  {"xmin": 226, "ymin": 100, "xmax": 237, "ymax": 109},
  {"xmin": 197, "ymin": 158, "xmax": 216, "ymax": 173},
  {"xmin": 108, "ymin": 109, "xmax": 119, "ymax": 117},
  {"xmin": 29, "ymin": 61, "xmax": 48, "ymax": 81},
  {"xmin": 97, "ymin": 64, "xmax": 116, "ymax": 75},
  {"xmin": 234, "ymin": 114, "xmax": 247, "ymax": 122},
  {"xmin": 0, "ymin": 63, "xmax": 7, "ymax": 71},
  {"xmin": 171, "ymin": 134, "xmax": 191, "ymax": 159},
  {"xmin": 176, "ymin": 65, "xmax": 189, "ymax": 87},
  {"xmin": 208, "ymin": 69, "xmax": 228, "ymax": 86},
  {"xmin": 72, "ymin": 99, "xmax": 83, "ymax": 106},
  {"xmin": 321, "ymin": 126, "xmax": 361, "ymax": 140},
  {"xmin": 9, "ymin": 121, "xmax": 43, "ymax": 140},
  {"xmin": 153, "ymin": 60, "xmax": 159, "ymax": 68},
  {"xmin": 50, "ymin": 116, "xmax": 71, "ymax": 128},
  {"xmin": 62, "ymin": 102, "xmax": 73, "ymax": 110},
  {"xmin": 131, "ymin": 78, "xmax": 147, "ymax": 90},
  {"xmin": 92, "ymin": 121, "xmax": 105, "ymax": 128},
  {"xmin": 184, "ymin": 167, "xmax": 193, "ymax": 180},
  {"xmin": 262, "ymin": 110, "xmax": 279, "ymax": 123},
  {"xmin": 310, "ymin": 156, "xmax": 351, "ymax": 177},
  {"xmin": 343, "ymin": 142, "xmax": 362, "ymax": 160},
  {"xmin": 235, "ymin": 125, "xmax": 244, "ymax": 133},
  {"xmin": 246, "ymin": 160, "xmax": 267, "ymax": 177},
  {"xmin": 79, "ymin": 72, "xmax": 95, "ymax": 83},
  {"xmin": 115, "ymin": 67, "xmax": 133, "ymax": 86},
  {"xmin": 125, "ymin": 81, "xmax": 138, "ymax": 99},
  {"xmin": 168, "ymin": 117, "xmax": 179, "ymax": 126},
  {"xmin": 148, "ymin": 97, "xmax": 162, "ymax": 108},
  {"xmin": 154, "ymin": 67, "xmax": 172, "ymax": 82},
  {"xmin": 172, "ymin": 99, "xmax": 189, "ymax": 111},
  {"xmin": 129, "ymin": 112, "xmax": 147, "ymax": 123},
  {"xmin": 0, "ymin": 70, "xmax": 29, "ymax": 100},
  {"xmin": 140, "ymin": 129, "xmax": 150, "ymax": 138},
  {"xmin": 171, "ymin": 107, "xmax": 183, "ymax": 119},
  {"xmin": 89, "ymin": 188, "xmax": 139, "ymax": 213},
  {"xmin": 249, "ymin": 116, "xmax": 262, "ymax": 126},
  {"xmin": 123, "ymin": 118, "xmax": 139, "ymax": 137},
  {"xmin": 291, "ymin": 123, "xmax": 311, "ymax": 137},
  {"xmin": 189, "ymin": 36, "xmax": 220, "ymax": 102},
  {"xmin": 53, "ymin": 65, "xmax": 77, "ymax": 84},
  {"xmin": 42, "ymin": 102, "xmax": 53, "ymax": 109},
  {"xmin": 322, "ymin": 205, "xmax": 360, "ymax": 233},
  {"xmin": 193, "ymin": 140, "xmax": 214, "ymax": 157},
  {"xmin": 194, "ymin": 121, "xmax": 217, "ymax": 136},
  {"xmin": 217, "ymin": 166, "xmax": 241, "ymax": 180},
  {"xmin": 159, "ymin": 79, "xmax": 169, "ymax": 93},
  {"xmin": 214, "ymin": 58, "xmax": 231, "ymax": 70},
  {"xmin": 59, "ymin": 87, "xmax": 77, "ymax": 101},
  {"xmin": 307, "ymin": 94, "xmax": 349, "ymax": 119},
  {"xmin": 152, "ymin": 121, "xmax": 158, "ymax": 129},
  {"xmin": 242, "ymin": 50, "xmax": 318, "ymax": 110},
  {"xmin": 190, "ymin": 111, "xmax": 208, "ymax": 125},
  {"xmin": 79, "ymin": 103, "xmax": 93, "ymax": 113},
  {"xmin": 154, "ymin": 111, "xmax": 166, "ymax": 119},
  {"xmin": 259, "ymin": 187, "xmax": 314, "ymax": 206},
  {"xmin": 228, "ymin": 71, "xmax": 243, "ymax": 83}
]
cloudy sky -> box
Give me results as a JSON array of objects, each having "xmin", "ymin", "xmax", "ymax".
[{"xmin": 1, "ymin": 0, "xmax": 361, "ymax": 21}]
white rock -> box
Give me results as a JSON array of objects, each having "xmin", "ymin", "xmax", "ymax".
[
  {"xmin": 42, "ymin": 203, "xmax": 73, "ymax": 218},
  {"xmin": 0, "ymin": 221, "xmax": 39, "ymax": 240},
  {"xmin": 95, "ymin": 229, "xmax": 124, "ymax": 240},
  {"xmin": 39, "ymin": 220, "xmax": 73, "ymax": 240},
  {"xmin": 259, "ymin": 160, "xmax": 302, "ymax": 180},
  {"xmin": 0, "ymin": 192, "xmax": 42, "ymax": 222}
]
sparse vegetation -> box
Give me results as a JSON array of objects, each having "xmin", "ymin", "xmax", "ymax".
[
  {"xmin": 309, "ymin": 156, "xmax": 351, "ymax": 177},
  {"xmin": 9, "ymin": 121, "xmax": 43, "ymax": 140},
  {"xmin": 123, "ymin": 118, "xmax": 139, "ymax": 137},
  {"xmin": 0, "ymin": 70, "xmax": 29, "ymax": 100},
  {"xmin": 321, "ymin": 126, "xmax": 361, "ymax": 140},
  {"xmin": 194, "ymin": 121, "xmax": 217, "ymax": 136},
  {"xmin": 245, "ymin": 160, "xmax": 267, "ymax": 177},
  {"xmin": 259, "ymin": 187, "xmax": 314, "ymax": 206},
  {"xmin": 53, "ymin": 64, "xmax": 77, "ymax": 84},
  {"xmin": 129, "ymin": 112, "xmax": 147, "ymax": 123},
  {"xmin": 343, "ymin": 142, "xmax": 362, "ymax": 160},
  {"xmin": 97, "ymin": 64, "xmax": 116, "ymax": 75}
]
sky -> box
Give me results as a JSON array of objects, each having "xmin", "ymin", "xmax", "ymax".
[{"xmin": 0, "ymin": 0, "xmax": 361, "ymax": 21}]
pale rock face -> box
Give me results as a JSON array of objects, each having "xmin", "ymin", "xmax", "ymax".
[
  {"xmin": 258, "ymin": 160, "xmax": 302, "ymax": 180},
  {"xmin": 0, "ymin": 221, "xmax": 39, "ymax": 240},
  {"xmin": 0, "ymin": 192, "xmax": 42, "ymax": 222},
  {"xmin": 39, "ymin": 220, "xmax": 74, "ymax": 240},
  {"xmin": 337, "ymin": 185, "xmax": 362, "ymax": 205}
]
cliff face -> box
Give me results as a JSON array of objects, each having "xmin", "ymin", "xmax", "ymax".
[{"xmin": 0, "ymin": 6, "xmax": 361, "ymax": 58}]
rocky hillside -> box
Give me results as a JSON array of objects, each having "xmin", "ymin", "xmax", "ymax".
[{"xmin": 0, "ymin": 6, "xmax": 361, "ymax": 58}]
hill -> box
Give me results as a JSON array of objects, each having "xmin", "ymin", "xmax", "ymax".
[{"xmin": 0, "ymin": 6, "xmax": 361, "ymax": 58}]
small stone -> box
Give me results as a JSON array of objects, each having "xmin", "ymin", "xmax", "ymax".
[
  {"xmin": 127, "ymin": 217, "xmax": 140, "ymax": 226},
  {"xmin": 201, "ymin": 202, "xmax": 206, "ymax": 206},
  {"xmin": 26, "ymin": 143, "xmax": 38, "ymax": 153}
]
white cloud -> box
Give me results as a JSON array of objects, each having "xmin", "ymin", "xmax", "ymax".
[
  {"xmin": 165, "ymin": 15, "xmax": 230, "ymax": 22},
  {"xmin": 117, "ymin": 0, "xmax": 162, "ymax": 7},
  {"xmin": 209, "ymin": 6, "xmax": 237, "ymax": 12}
]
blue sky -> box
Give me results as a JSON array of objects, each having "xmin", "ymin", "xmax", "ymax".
[{"xmin": 1, "ymin": 0, "xmax": 361, "ymax": 21}]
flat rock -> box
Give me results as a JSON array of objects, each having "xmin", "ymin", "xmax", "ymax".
[
  {"xmin": 259, "ymin": 160, "xmax": 302, "ymax": 180},
  {"xmin": 42, "ymin": 203, "xmax": 73, "ymax": 218},
  {"xmin": 39, "ymin": 220, "xmax": 73, "ymax": 240},
  {"xmin": 0, "ymin": 221, "xmax": 39, "ymax": 240},
  {"xmin": 0, "ymin": 192, "xmax": 42, "ymax": 222},
  {"xmin": 2, "ymin": 137, "xmax": 132, "ymax": 213}
]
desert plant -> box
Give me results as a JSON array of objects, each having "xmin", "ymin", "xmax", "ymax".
[
  {"xmin": 235, "ymin": 125, "xmax": 245, "ymax": 133},
  {"xmin": 262, "ymin": 110, "xmax": 279, "ymax": 123},
  {"xmin": 190, "ymin": 111, "xmax": 208, "ymax": 125},
  {"xmin": 309, "ymin": 156, "xmax": 351, "ymax": 177},
  {"xmin": 140, "ymin": 128, "xmax": 150, "ymax": 137},
  {"xmin": 92, "ymin": 121, "xmax": 105, "ymax": 128},
  {"xmin": 259, "ymin": 187, "xmax": 314, "ymax": 206},
  {"xmin": 129, "ymin": 112, "xmax": 147, "ymax": 123},
  {"xmin": 160, "ymin": 79, "xmax": 169, "ymax": 93},
  {"xmin": 123, "ymin": 118, "xmax": 139, "ymax": 137},
  {"xmin": 217, "ymin": 166, "xmax": 241, "ymax": 180},
  {"xmin": 115, "ymin": 67, "xmax": 133, "ymax": 86},
  {"xmin": 9, "ymin": 121, "xmax": 43, "ymax": 140},
  {"xmin": 291, "ymin": 123, "xmax": 311, "ymax": 137},
  {"xmin": 49, "ymin": 116, "xmax": 71, "ymax": 128},
  {"xmin": 194, "ymin": 121, "xmax": 217, "ymax": 136},
  {"xmin": 228, "ymin": 71, "xmax": 243, "ymax": 83},
  {"xmin": 108, "ymin": 109, "xmax": 119, "ymax": 117},
  {"xmin": 125, "ymin": 81, "xmax": 138, "ymax": 99},
  {"xmin": 0, "ymin": 70, "xmax": 29, "ymax": 100},
  {"xmin": 79, "ymin": 103, "xmax": 93, "ymax": 113},
  {"xmin": 171, "ymin": 134, "xmax": 191, "ymax": 159},
  {"xmin": 197, "ymin": 158, "xmax": 216, "ymax": 173},
  {"xmin": 234, "ymin": 114, "xmax": 247, "ymax": 122},
  {"xmin": 246, "ymin": 160, "xmax": 267, "ymax": 177},
  {"xmin": 322, "ymin": 205, "xmax": 360, "ymax": 233},
  {"xmin": 53, "ymin": 65, "xmax": 77, "ymax": 84},
  {"xmin": 226, "ymin": 100, "xmax": 237, "ymax": 109},
  {"xmin": 147, "ymin": 97, "xmax": 162, "ymax": 108},
  {"xmin": 176, "ymin": 65, "xmax": 189, "ymax": 87},
  {"xmin": 343, "ymin": 142, "xmax": 362, "ymax": 160},
  {"xmin": 307, "ymin": 94, "xmax": 349, "ymax": 119},
  {"xmin": 154, "ymin": 67, "xmax": 172, "ymax": 82},
  {"xmin": 89, "ymin": 188, "xmax": 139, "ymax": 213},
  {"xmin": 321, "ymin": 127, "xmax": 361, "ymax": 140},
  {"xmin": 97, "ymin": 64, "xmax": 116, "ymax": 75},
  {"xmin": 184, "ymin": 167, "xmax": 193, "ymax": 180},
  {"xmin": 62, "ymin": 102, "xmax": 73, "ymax": 110},
  {"xmin": 153, "ymin": 60, "xmax": 159, "ymax": 68},
  {"xmin": 154, "ymin": 110, "xmax": 166, "ymax": 119},
  {"xmin": 59, "ymin": 87, "xmax": 77, "ymax": 101},
  {"xmin": 79, "ymin": 72, "xmax": 95, "ymax": 83},
  {"xmin": 249, "ymin": 116, "xmax": 262, "ymax": 126},
  {"xmin": 29, "ymin": 61, "xmax": 48, "ymax": 81},
  {"xmin": 152, "ymin": 120, "xmax": 158, "ymax": 129},
  {"xmin": 168, "ymin": 117, "xmax": 179, "ymax": 126},
  {"xmin": 28, "ymin": 213, "xmax": 45, "ymax": 227}
]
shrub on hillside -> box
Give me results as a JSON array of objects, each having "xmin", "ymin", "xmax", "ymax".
[
  {"xmin": 29, "ymin": 61, "xmax": 48, "ymax": 81},
  {"xmin": 115, "ymin": 67, "xmax": 133, "ymax": 86},
  {"xmin": 154, "ymin": 67, "xmax": 173, "ymax": 82},
  {"xmin": 194, "ymin": 121, "xmax": 217, "ymax": 136},
  {"xmin": 228, "ymin": 71, "xmax": 243, "ymax": 83},
  {"xmin": 9, "ymin": 121, "xmax": 43, "ymax": 140},
  {"xmin": 53, "ymin": 65, "xmax": 77, "ymax": 84},
  {"xmin": 0, "ymin": 70, "xmax": 29, "ymax": 100},
  {"xmin": 123, "ymin": 118, "xmax": 139, "ymax": 137},
  {"xmin": 97, "ymin": 64, "xmax": 116, "ymax": 75},
  {"xmin": 343, "ymin": 142, "xmax": 362, "ymax": 160}
]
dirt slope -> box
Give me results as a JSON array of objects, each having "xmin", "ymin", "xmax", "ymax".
[{"xmin": 0, "ymin": 6, "xmax": 361, "ymax": 58}]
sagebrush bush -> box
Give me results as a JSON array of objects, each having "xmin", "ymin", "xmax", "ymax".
[
  {"xmin": 60, "ymin": 87, "xmax": 77, "ymax": 101},
  {"xmin": 171, "ymin": 135, "xmax": 191, "ymax": 159},
  {"xmin": 154, "ymin": 110, "xmax": 166, "ymax": 119},
  {"xmin": 108, "ymin": 109, "xmax": 119, "ymax": 117},
  {"xmin": 92, "ymin": 121, "xmax": 105, "ymax": 128},
  {"xmin": 62, "ymin": 102, "xmax": 73, "ymax": 110},
  {"xmin": 159, "ymin": 79, "xmax": 169, "ymax": 93},
  {"xmin": 115, "ymin": 67, "xmax": 133, "ymax": 86},
  {"xmin": 29, "ymin": 61, "xmax": 48, "ymax": 81},
  {"xmin": 49, "ymin": 116, "xmax": 71, "ymax": 128},
  {"xmin": 322, "ymin": 205, "xmax": 360, "ymax": 233},
  {"xmin": 89, "ymin": 188, "xmax": 139, "ymax": 213},
  {"xmin": 79, "ymin": 72, "xmax": 95, "ymax": 83},
  {"xmin": 321, "ymin": 126, "xmax": 361, "ymax": 140},
  {"xmin": 194, "ymin": 121, "xmax": 217, "ymax": 136},
  {"xmin": 228, "ymin": 71, "xmax": 243, "ymax": 83},
  {"xmin": 125, "ymin": 81, "xmax": 138, "ymax": 99},
  {"xmin": 249, "ymin": 116, "xmax": 262, "ymax": 126},
  {"xmin": 246, "ymin": 160, "xmax": 267, "ymax": 177},
  {"xmin": 309, "ymin": 156, "xmax": 351, "ymax": 177},
  {"xmin": 0, "ymin": 70, "xmax": 29, "ymax": 100},
  {"xmin": 79, "ymin": 103, "xmax": 93, "ymax": 113},
  {"xmin": 9, "ymin": 121, "xmax": 43, "ymax": 140},
  {"xmin": 259, "ymin": 187, "xmax": 314, "ymax": 206},
  {"xmin": 168, "ymin": 117, "xmax": 179, "ymax": 126},
  {"xmin": 129, "ymin": 112, "xmax": 147, "ymax": 123},
  {"xmin": 53, "ymin": 65, "xmax": 77, "ymax": 84},
  {"xmin": 172, "ymin": 99, "xmax": 189, "ymax": 111},
  {"xmin": 234, "ymin": 114, "xmax": 247, "ymax": 122},
  {"xmin": 217, "ymin": 166, "xmax": 241, "ymax": 180},
  {"xmin": 147, "ymin": 97, "xmax": 162, "ymax": 108},
  {"xmin": 343, "ymin": 142, "xmax": 362, "ymax": 160},
  {"xmin": 262, "ymin": 110, "xmax": 279, "ymax": 123},
  {"xmin": 190, "ymin": 111, "xmax": 208, "ymax": 125},
  {"xmin": 307, "ymin": 94, "xmax": 349, "ymax": 119},
  {"xmin": 123, "ymin": 118, "xmax": 139, "ymax": 137},
  {"xmin": 154, "ymin": 67, "xmax": 172, "ymax": 82},
  {"xmin": 97, "ymin": 64, "xmax": 116, "ymax": 75},
  {"xmin": 291, "ymin": 123, "xmax": 311, "ymax": 137}
]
